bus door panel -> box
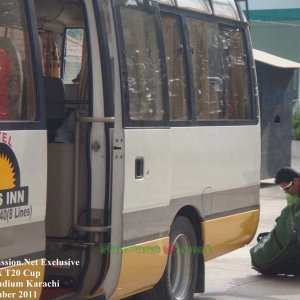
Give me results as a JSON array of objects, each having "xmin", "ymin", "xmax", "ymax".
[
  {"xmin": 105, "ymin": 1, "xmax": 172, "ymax": 296},
  {"xmin": 111, "ymin": 129, "xmax": 171, "ymax": 298},
  {"xmin": 61, "ymin": 1, "xmax": 115, "ymax": 297},
  {"xmin": 115, "ymin": 0, "xmax": 172, "ymax": 241},
  {"xmin": 80, "ymin": 0, "xmax": 107, "ymax": 239},
  {"xmin": 123, "ymin": 130, "xmax": 171, "ymax": 214}
]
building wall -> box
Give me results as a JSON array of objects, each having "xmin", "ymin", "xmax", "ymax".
[
  {"xmin": 240, "ymin": 0, "xmax": 300, "ymax": 60},
  {"xmin": 241, "ymin": 0, "xmax": 300, "ymax": 108},
  {"xmin": 250, "ymin": 21, "xmax": 300, "ymax": 62},
  {"xmin": 242, "ymin": 0, "xmax": 300, "ymax": 10}
]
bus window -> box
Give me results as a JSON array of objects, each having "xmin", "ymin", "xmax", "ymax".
[
  {"xmin": 187, "ymin": 19, "xmax": 252, "ymax": 121},
  {"xmin": 207, "ymin": 27, "xmax": 227, "ymax": 119},
  {"xmin": 220, "ymin": 27, "xmax": 251, "ymax": 119},
  {"xmin": 62, "ymin": 28, "xmax": 84, "ymax": 84},
  {"xmin": 118, "ymin": 2, "xmax": 165, "ymax": 122},
  {"xmin": 0, "ymin": 0, "xmax": 36, "ymax": 121},
  {"xmin": 161, "ymin": 14, "xmax": 189, "ymax": 121},
  {"xmin": 187, "ymin": 19, "xmax": 221, "ymax": 120},
  {"xmin": 99, "ymin": 0, "xmax": 115, "ymax": 115}
]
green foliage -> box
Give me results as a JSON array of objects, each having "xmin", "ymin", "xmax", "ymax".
[{"xmin": 293, "ymin": 112, "xmax": 300, "ymax": 140}]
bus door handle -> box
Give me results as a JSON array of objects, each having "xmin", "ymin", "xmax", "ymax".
[
  {"xmin": 73, "ymin": 115, "xmax": 114, "ymax": 237},
  {"xmin": 135, "ymin": 157, "xmax": 144, "ymax": 179}
]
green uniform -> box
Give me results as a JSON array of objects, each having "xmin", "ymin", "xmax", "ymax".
[{"xmin": 250, "ymin": 198, "xmax": 300, "ymax": 275}]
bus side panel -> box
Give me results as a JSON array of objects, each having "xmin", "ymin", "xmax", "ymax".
[
  {"xmin": 169, "ymin": 125, "xmax": 260, "ymax": 200},
  {"xmin": 169, "ymin": 125, "xmax": 260, "ymax": 256},
  {"xmin": 0, "ymin": 130, "xmax": 47, "ymax": 294},
  {"xmin": 0, "ymin": 131, "xmax": 47, "ymax": 227}
]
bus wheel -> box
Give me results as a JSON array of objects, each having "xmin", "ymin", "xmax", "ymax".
[{"xmin": 156, "ymin": 216, "xmax": 198, "ymax": 300}]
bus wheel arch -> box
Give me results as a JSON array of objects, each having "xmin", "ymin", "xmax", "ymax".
[
  {"xmin": 128, "ymin": 208, "xmax": 204, "ymax": 300},
  {"xmin": 140, "ymin": 206, "xmax": 205, "ymax": 300}
]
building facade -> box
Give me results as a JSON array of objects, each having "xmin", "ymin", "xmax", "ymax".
[{"xmin": 240, "ymin": 0, "xmax": 300, "ymax": 107}]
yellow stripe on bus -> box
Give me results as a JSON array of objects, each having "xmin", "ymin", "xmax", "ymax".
[
  {"xmin": 99, "ymin": 209, "xmax": 259, "ymax": 299},
  {"xmin": 109, "ymin": 237, "xmax": 169, "ymax": 300},
  {"xmin": 202, "ymin": 209, "xmax": 260, "ymax": 261},
  {"xmin": 0, "ymin": 259, "xmax": 45, "ymax": 299}
]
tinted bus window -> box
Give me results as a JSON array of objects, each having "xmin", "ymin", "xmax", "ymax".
[
  {"xmin": 187, "ymin": 18, "xmax": 252, "ymax": 121},
  {"xmin": 119, "ymin": 4, "xmax": 165, "ymax": 121},
  {"xmin": 220, "ymin": 27, "xmax": 251, "ymax": 120},
  {"xmin": 207, "ymin": 26, "xmax": 227, "ymax": 119},
  {"xmin": 187, "ymin": 19, "xmax": 218, "ymax": 120},
  {"xmin": 161, "ymin": 14, "xmax": 189, "ymax": 121},
  {"xmin": 0, "ymin": 0, "xmax": 36, "ymax": 121}
]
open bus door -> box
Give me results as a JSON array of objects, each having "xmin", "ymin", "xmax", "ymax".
[{"xmin": 38, "ymin": 0, "xmax": 115, "ymax": 299}]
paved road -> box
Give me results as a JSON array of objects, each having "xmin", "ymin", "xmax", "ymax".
[{"xmin": 195, "ymin": 142, "xmax": 300, "ymax": 299}]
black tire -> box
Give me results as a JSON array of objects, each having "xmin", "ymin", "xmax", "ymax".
[{"xmin": 154, "ymin": 216, "xmax": 199, "ymax": 300}]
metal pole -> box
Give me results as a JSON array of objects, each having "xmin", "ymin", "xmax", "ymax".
[{"xmin": 245, "ymin": 0, "xmax": 250, "ymax": 21}]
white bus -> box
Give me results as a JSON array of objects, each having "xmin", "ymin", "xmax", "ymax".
[{"xmin": 0, "ymin": 0, "xmax": 260, "ymax": 299}]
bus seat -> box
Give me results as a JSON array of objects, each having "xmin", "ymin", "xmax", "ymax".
[
  {"xmin": 0, "ymin": 37, "xmax": 23, "ymax": 120},
  {"xmin": 43, "ymin": 76, "xmax": 66, "ymax": 141},
  {"xmin": 43, "ymin": 76, "xmax": 66, "ymax": 117},
  {"xmin": 64, "ymin": 83, "xmax": 80, "ymax": 100}
]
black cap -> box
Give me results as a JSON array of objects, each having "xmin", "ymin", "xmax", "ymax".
[{"xmin": 275, "ymin": 167, "xmax": 299, "ymax": 185}]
